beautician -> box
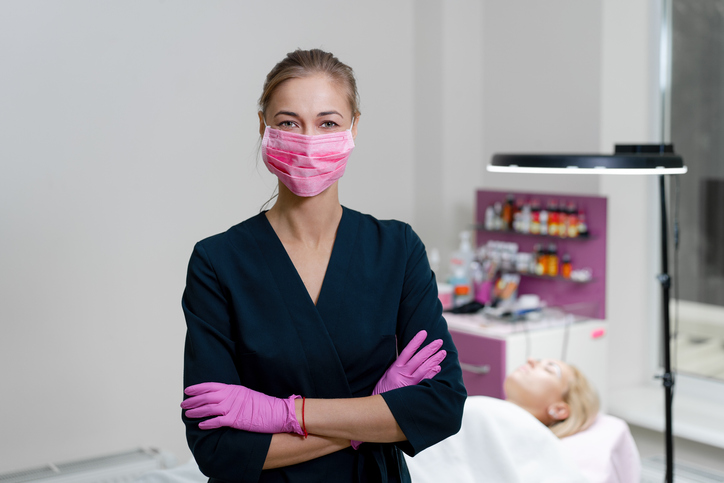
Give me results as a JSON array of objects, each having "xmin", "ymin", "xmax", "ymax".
[{"xmin": 180, "ymin": 49, "xmax": 466, "ymax": 483}]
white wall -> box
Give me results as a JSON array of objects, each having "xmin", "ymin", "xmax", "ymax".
[
  {"xmin": 0, "ymin": 0, "xmax": 676, "ymax": 474},
  {"xmin": 412, "ymin": 0, "xmax": 485, "ymax": 270},
  {"xmin": 599, "ymin": 0, "xmax": 663, "ymax": 391},
  {"xmin": 480, "ymin": 1, "xmax": 603, "ymax": 192},
  {"xmin": 0, "ymin": 0, "xmax": 414, "ymax": 472},
  {"xmin": 413, "ymin": 0, "xmax": 604, "ymax": 278}
]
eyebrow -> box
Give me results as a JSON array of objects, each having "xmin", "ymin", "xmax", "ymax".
[
  {"xmin": 272, "ymin": 110, "xmax": 344, "ymax": 118},
  {"xmin": 317, "ymin": 110, "xmax": 343, "ymax": 118},
  {"xmin": 273, "ymin": 111, "xmax": 298, "ymax": 118}
]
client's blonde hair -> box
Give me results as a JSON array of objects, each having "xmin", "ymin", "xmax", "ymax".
[{"xmin": 550, "ymin": 365, "xmax": 600, "ymax": 438}]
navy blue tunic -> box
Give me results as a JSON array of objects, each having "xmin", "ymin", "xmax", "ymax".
[{"xmin": 182, "ymin": 207, "xmax": 466, "ymax": 482}]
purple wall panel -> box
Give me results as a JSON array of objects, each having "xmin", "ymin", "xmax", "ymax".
[
  {"xmin": 476, "ymin": 190, "xmax": 607, "ymax": 319},
  {"xmin": 450, "ymin": 330, "xmax": 506, "ymax": 399}
]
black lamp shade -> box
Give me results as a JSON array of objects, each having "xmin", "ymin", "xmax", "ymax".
[{"xmin": 488, "ymin": 144, "xmax": 686, "ymax": 174}]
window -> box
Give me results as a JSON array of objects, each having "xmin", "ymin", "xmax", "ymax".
[{"xmin": 670, "ymin": 0, "xmax": 724, "ymax": 382}]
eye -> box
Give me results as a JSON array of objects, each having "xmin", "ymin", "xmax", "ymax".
[
  {"xmin": 278, "ymin": 120, "xmax": 298, "ymax": 129},
  {"xmin": 321, "ymin": 121, "xmax": 339, "ymax": 128},
  {"xmin": 543, "ymin": 362, "xmax": 562, "ymax": 379}
]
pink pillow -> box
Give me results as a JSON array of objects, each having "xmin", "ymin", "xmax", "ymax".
[{"xmin": 560, "ymin": 414, "xmax": 641, "ymax": 483}]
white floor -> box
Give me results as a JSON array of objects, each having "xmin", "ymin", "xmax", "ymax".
[{"xmin": 631, "ymin": 424, "xmax": 724, "ymax": 481}]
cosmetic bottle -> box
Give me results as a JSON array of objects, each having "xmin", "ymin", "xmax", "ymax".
[
  {"xmin": 534, "ymin": 244, "xmax": 546, "ymax": 276},
  {"xmin": 567, "ymin": 202, "xmax": 579, "ymax": 238},
  {"xmin": 449, "ymin": 231, "xmax": 475, "ymax": 307},
  {"xmin": 530, "ymin": 200, "xmax": 541, "ymax": 235},
  {"xmin": 547, "ymin": 243, "xmax": 559, "ymax": 277},
  {"xmin": 577, "ymin": 211, "xmax": 589, "ymax": 237},
  {"xmin": 561, "ymin": 254, "xmax": 572, "ymax": 279},
  {"xmin": 520, "ymin": 202, "xmax": 531, "ymax": 234},
  {"xmin": 493, "ymin": 202, "xmax": 503, "ymax": 230},
  {"xmin": 540, "ymin": 204, "xmax": 549, "ymax": 235},
  {"xmin": 450, "ymin": 266, "xmax": 472, "ymax": 307},
  {"xmin": 547, "ymin": 200, "xmax": 559, "ymax": 237},
  {"xmin": 485, "ymin": 205, "xmax": 495, "ymax": 230},
  {"xmin": 513, "ymin": 199, "xmax": 524, "ymax": 231},
  {"xmin": 502, "ymin": 194, "xmax": 515, "ymax": 231},
  {"xmin": 558, "ymin": 200, "xmax": 568, "ymax": 238}
]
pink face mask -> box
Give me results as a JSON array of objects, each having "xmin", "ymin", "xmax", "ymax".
[{"xmin": 261, "ymin": 122, "xmax": 355, "ymax": 197}]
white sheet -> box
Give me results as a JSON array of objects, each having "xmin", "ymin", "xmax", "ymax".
[{"xmin": 404, "ymin": 396, "xmax": 588, "ymax": 483}]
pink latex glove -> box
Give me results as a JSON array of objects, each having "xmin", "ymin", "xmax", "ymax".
[
  {"xmin": 352, "ymin": 330, "xmax": 446, "ymax": 449},
  {"xmin": 181, "ymin": 382, "xmax": 304, "ymax": 435}
]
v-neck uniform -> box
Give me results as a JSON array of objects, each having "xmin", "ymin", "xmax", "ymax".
[
  {"xmin": 245, "ymin": 207, "xmax": 359, "ymax": 399},
  {"xmin": 182, "ymin": 207, "xmax": 466, "ymax": 483},
  {"xmin": 255, "ymin": 206, "xmax": 358, "ymax": 312}
]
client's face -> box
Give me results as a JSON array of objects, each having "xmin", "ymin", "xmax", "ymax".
[{"xmin": 503, "ymin": 358, "xmax": 573, "ymax": 425}]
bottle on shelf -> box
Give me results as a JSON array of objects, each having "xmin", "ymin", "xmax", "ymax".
[
  {"xmin": 502, "ymin": 194, "xmax": 515, "ymax": 231},
  {"xmin": 566, "ymin": 201, "xmax": 579, "ymax": 238},
  {"xmin": 516, "ymin": 252, "xmax": 531, "ymax": 274},
  {"xmin": 484, "ymin": 205, "xmax": 495, "ymax": 230},
  {"xmin": 558, "ymin": 200, "xmax": 568, "ymax": 238},
  {"xmin": 513, "ymin": 198, "xmax": 524, "ymax": 230},
  {"xmin": 548, "ymin": 199, "xmax": 560, "ymax": 237},
  {"xmin": 530, "ymin": 200, "xmax": 541, "ymax": 235},
  {"xmin": 561, "ymin": 253, "xmax": 572, "ymax": 279},
  {"xmin": 450, "ymin": 266, "xmax": 472, "ymax": 307},
  {"xmin": 449, "ymin": 231, "xmax": 475, "ymax": 307},
  {"xmin": 546, "ymin": 243, "xmax": 559, "ymax": 277},
  {"xmin": 520, "ymin": 201, "xmax": 531, "ymax": 234},
  {"xmin": 534, "ymin": 243, "xmax": 546, "ymax": 276},
  {"xmin": 493, "ymin": 202, "xmax": 503, "ymax": 230},
  {"xmin": 539, "ymin": 203, "xmax": 549, "ymax": 235},
  {"xmin": 577, "ymin": 210, "xmax": 589, "ymax": 237}
]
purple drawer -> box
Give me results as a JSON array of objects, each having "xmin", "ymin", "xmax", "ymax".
[{"xmin": 450, "ymin": 330, "xmax": 506, "ymax": 399}]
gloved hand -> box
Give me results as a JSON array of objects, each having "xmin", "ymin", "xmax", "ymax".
[
  {"xmin": 371, "ymin": 330, "xmax": 446, "ymax": 395},
  {"xmin": 352, "ymin": 330, "xmax": 446, "ymax": 449},
  {"xmin": 181, "ymin": 382, "xmax": 304, "ymax": 435}
]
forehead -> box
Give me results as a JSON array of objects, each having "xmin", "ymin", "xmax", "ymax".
[{"xmin": 268, "ymin": 75, "xmax": 349, "ymax": 114}]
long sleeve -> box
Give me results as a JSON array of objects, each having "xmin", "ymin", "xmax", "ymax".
[
  {"xmin": 182, "ymin": 242, "xmax": 272, "ymax": 482},
  {"xmin": 380, "ymin": 224, "xmax": 467, "ymax": 456}
]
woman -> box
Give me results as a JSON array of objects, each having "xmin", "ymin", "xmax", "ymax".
[
  {"xmin": 180, "ymin": 49, "xmax": 466, "ymax": 483},
  {"xmin": 402, "ymin": 360, "xmax": 605, "ymax": 483},
  {"xmin": 504, "ymin": 358, "xmax": 600, "ymax": 437}
]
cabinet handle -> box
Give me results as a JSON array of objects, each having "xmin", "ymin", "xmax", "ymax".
[{"xmin": 460, "ymin": 362, "xmax": 491, "ymax": 374}]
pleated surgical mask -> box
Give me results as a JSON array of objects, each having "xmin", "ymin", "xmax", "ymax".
[{"xmin": 261, "ymin": 120, "xmax": 355, "ymax": 197}]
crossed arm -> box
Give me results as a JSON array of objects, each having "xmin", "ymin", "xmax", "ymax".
[
  {"xmin": 182, "ymin": 330, "xmax": 444, "ymax": 469},
  {"xmin": 264, "ymin": 395, "xmax": 402, "ymax": 469}
]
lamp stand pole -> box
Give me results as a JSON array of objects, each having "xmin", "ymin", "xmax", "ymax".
[{"xmin": 658, "ymin": 174, "xmax": 674, "ymax": 483}]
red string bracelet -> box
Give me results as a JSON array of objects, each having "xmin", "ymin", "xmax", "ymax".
[{"xmin": 301, "ymin": 396, "xmax": 308, "ymax": 439}]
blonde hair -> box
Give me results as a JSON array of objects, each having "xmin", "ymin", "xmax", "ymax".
[
  {"xmin": 258, "ymin": 49, "xmax": 360, "ymax": 120},
  {"xmin": 549, "ymin": 364, "xmax": 600, "ymax": 438}
]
